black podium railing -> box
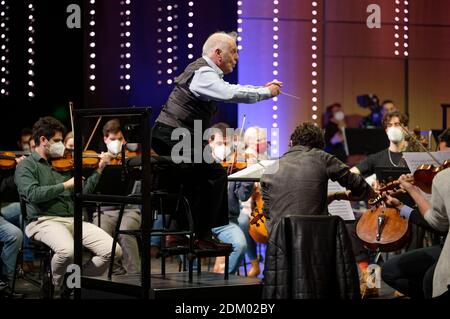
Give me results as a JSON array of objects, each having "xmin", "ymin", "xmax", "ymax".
[{"xmin": 73, "ymin": 107, "xmax": 152, "ymax": 299}]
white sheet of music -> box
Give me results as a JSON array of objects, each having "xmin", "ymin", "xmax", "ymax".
[
  {"xmin": 402, "ymin": 151, "xmax": 450, "ymax": 173},
  {"xmin": 228, "ymin": 159, "xmax": 279, "ymax": 181},
  {"xmin": 327, "ymin": 180, "xmax": 355, "ymax": 221}
]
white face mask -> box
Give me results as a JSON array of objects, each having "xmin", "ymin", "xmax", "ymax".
[
  {"xmin": 48, "ymin": 141, "xmax": 65, "ymax": 158},
  {"xmin": 107, "ymin": 140, "xmax": 122, "ymax": 155},
  {"xmin": 213, "ymin": 144, "xmax": 226, "ymax": 161},
  {"xmin": 334, "ymin": 111, "xmax": 345, "ymax": 121},
  {"xmin": 386, "ymin": 127, "xmax": 404, "ymax": 143},
  {"xmin": 126, "ymin": 143, "xmax": 138, "ymax": 152}
]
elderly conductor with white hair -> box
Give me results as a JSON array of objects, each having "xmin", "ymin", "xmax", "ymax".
[{"xmin": 152, "ymin": 31, "xmax": 282, "ymax": 249}]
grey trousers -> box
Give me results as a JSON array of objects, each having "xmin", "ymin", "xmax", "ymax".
[
  {"xmin": 25, "ymin": 216, "xmax": 122, "ymax": 286},
  {"xmin": 93, "ymin": 209, "xmax": 141, "ymax": 274}
]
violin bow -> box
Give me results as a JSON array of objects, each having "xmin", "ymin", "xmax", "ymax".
[
  {"xmin": 83, "ymin": 116, "xmax": 102, "ymax": 152},
  {"xmin": 400, "ymin": 124, "xmax": 442, "ymax": 166}
]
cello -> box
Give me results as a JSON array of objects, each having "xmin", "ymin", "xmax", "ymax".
[{"xmin": 356, "ymin": 179, "xmax": 412, "ymax": 252}]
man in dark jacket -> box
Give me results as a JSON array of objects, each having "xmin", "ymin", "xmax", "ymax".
[
  {"xmin": 261, "ymin": 122, "xmax": 374, "ymax": 228},
  {"xmin": 260, "ymin": 122, "xmax": 375, "ymax": 299}
]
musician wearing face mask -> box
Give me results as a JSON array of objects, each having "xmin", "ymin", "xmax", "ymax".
[
  {"xmin": 92, "ymin": 119, "xmax": 142, "ymax": 275},
  {"xmin": 17, "ymin": 127, "xmax": 35, "ymax": 153},
  {"xmin": 208, "ymin": 123, "xmax": 254, "ymax": 274},
  {"xmin": 350, "ymin": 111, "xmax": 409, "ymax": 177},
  {"xmin": 14, "ymin": 116, "xmax": 120, "ymax": 298},
  {"xmin": 324, "ymin": 103, "xmax": 347, "ymax": 162}
]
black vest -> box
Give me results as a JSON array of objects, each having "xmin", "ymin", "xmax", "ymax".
[{"xmin": 156, "ymin": 58, "xmax": 218, "ymax": 133}]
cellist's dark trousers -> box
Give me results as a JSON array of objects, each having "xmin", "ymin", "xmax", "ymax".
[{"xmin": 381, "ymin": 245, "xmax": 441, "ymax": 299}]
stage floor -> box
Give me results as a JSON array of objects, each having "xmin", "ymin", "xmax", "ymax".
[{"xmin": 81, "ymin": 272, "xmax": 263, "ymax": 299}]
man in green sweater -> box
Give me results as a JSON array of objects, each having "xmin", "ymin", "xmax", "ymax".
[{"xmin": 15, "ymin": 116, "xmax": 122, "ymax": 291}]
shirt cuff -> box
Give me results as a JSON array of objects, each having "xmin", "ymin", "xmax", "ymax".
[
  {"xmin": 399, "ymin": 205, "xmax": 413, "ymax": 220},
  {"xmin": 260, "ymin": 87, "xmax": 272, "ymax": 99}
]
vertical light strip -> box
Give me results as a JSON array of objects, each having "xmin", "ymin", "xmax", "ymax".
[
  {"xmin": 165, "ymin": 1, "xmax": 177, "ymax": 85},
  {"xmin": 88, "ymin": 0, "xmax": 96, "ymax": 92},
  {"xmin": 394, "ymin": 0, "xmax": 409, "ymax": 57},
  {"xmin": 394, "ymin": 0, "xmax": 400, "ymax": 56},
  {"xmin": 119, "ymin": 0, "xmax": 132, "ymax": 91},
  {"xmin": 156, "ymin": 1, "xmax": 163, "ymax": 85},
  {"xmin": 237, "ymin": 1, "xmax": 243, "ymax": 51},
  {"xmin": 311, "ymin": 1, "xmax": 319, "ymax": 124},
  {"xmin": 0, "ymin": 0, "xmax": 9, "ymax": 96},
  {"xmin": 271, "ymin": 0, "xmax": 279, "ymax": 156},
  {"xmin": 187, "ymin": 1, "xmax": 194, "ymax": 58},
  {"xmin": 27, "ymin": 1, "xmax": 35, "ymax": 99},
  {"xmin": 156, "ymin": 0, "xmax": 179, "ymax": 86},
  {"xmin": 403, "ymin": 0, "xmax": 409, "ymax": 57}
]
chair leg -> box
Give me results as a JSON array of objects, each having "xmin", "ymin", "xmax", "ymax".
[
  {"xmin": 10, "ymin": 248, "xmax": 22, "ymax": 293},
  {"xmin": 224, "ymin": 255, "xmax": 229, "ymax": 280},
  {"xmin": 197, "ymin": 257, "xmax": 201, "ymax": 276},
  {"xmin": 188, "ymin": 255, "xmax": 194, "ymax": 283},
  {"xmin": 108, "ymin": 204, "xmax": 126, "ymax": 280}
]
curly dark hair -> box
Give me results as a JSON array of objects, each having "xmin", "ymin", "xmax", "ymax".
[
  {"xmin": 32, "ymin": 116, "xmax": 66, "ymax": 146},
  {"xmin": 382, "ymin": 111, "xmax": 408, "ymax": 129},
  {"xmin": 290, "ymin": 122, "xmax": 325, "ymax": 149}
]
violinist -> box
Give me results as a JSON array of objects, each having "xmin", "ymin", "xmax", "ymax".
[
  {"xmin": 64, "ymin": 131, "xmax": 74, "ymax": 152},
  {"xmin": 92, "ymin": 119, "xmax": 141, "ymax": 275},
  {"xmin": 209, "ymin": 123, "xmax": 253, "ymax": 274},
  {"xmin": 381, "ymin": 171, "xmax": 449, "ymax": 299},
  {"xmin": 14, "ymin": 116, "xmax": 121, "ymax": 298},
  {"xmin": 238, "ymin": 126, "xmax": 269, "ymax": 277},
  {"xmin": 380, "ymin": 135, "xmax": 450, "ymax": 299},
  {"xmin": 350, "ymin": 111, "xmax": 409, "ymax": 178},
  {"xmin": 17, "ymin": 127, "xmax": 35, "ymax": 153}
]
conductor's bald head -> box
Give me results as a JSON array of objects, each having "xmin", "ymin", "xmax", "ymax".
[{"xmin": 202, "ymin": 32, "xmax": 239, "ymax": 74}]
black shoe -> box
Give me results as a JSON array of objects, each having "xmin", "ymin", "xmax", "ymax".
[
  {"xmin": 60, "ymin": 274, "xmax": 74, "ymax": 300},
  {"xmin": 0, "ymin": 284, "xmax": 24, "ymax": 299},
  {"xmin": 60, "ymin": 282, "xmax": 74, "ymax": 300},
  {"xmin": 194, "ymin": 237, "xmax": 233, "ymax": 251}
]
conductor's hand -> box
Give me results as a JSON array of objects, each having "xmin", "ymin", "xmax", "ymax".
[
  {"xmin": 265, "ymin": 80, "xmax": 283, "ymax": 87},
  {"xmin": 267, "ymin": 83, "xmax": 281, "ymax": 97}
]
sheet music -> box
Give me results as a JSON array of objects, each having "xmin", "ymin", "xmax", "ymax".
[
  {"xmin": 402, "ymin": 151, "xmax": 450, "ymax": 173},
  {"xmin": 228, "ymin": 160, "xmax": 279, "ymax": 181},
  {"xmin": 327, "ymin": 180, "xmax": 355, "ymax": 221}
]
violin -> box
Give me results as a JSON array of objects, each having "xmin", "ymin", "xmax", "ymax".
[
  {"xmin": 0, "ymin": 151, "xmax": 29, "ymax": 170},
  {"xmin": 413, "ymin": 160, "xmax": 450, "ymax": 194},
  {"xmin": 51, "ymin": 150, "xmax": 101, "ymax": 172},
  {"xmin": 248, "ymin": 184, "xmax": 269, "ymax": 244}
]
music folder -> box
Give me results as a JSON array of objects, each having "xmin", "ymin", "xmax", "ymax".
[{"xmin": 227, "ymin": 159, "xmax": 279, "ymax": 182}]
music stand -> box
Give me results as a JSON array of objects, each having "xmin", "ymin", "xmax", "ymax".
[
  {"xmin": 94, "ymin": 165, "xmax": 132, "ymax": 196},
  {"xmin": 344, "ymin": 128, "xmax": 389, "ymax": 155}
]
